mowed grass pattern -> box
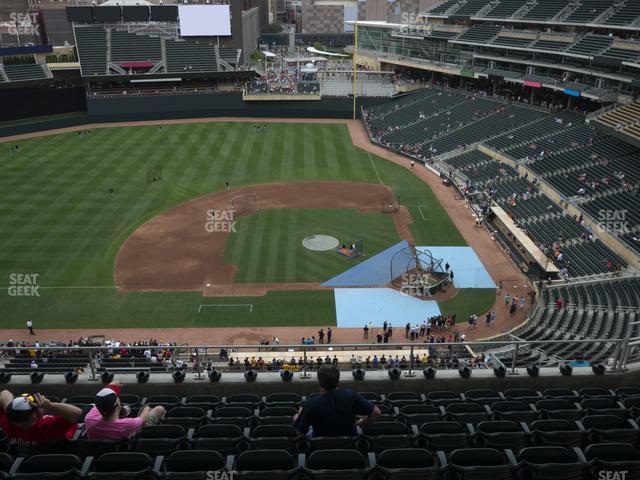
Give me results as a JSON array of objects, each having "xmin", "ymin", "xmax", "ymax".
[
  {"xmin": 0, "ymin": 122, "xmax": 471, "ymax": 328},
  {"xmin": 225, "ymin": 208, "xmax": 400, "ymax": 283}
]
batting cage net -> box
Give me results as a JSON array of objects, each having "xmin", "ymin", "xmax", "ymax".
[
  {"xmin": 389, "ymin": 246, "xmax": 450, "ymax": 297},
  {"xmin": 231, "ymin": 193, "xmax": 258, "ymax": 216}
]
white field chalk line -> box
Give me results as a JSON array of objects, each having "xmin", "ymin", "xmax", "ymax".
[
  {"xmin": 416, "ymin": 206, "xmax": 432, "ymax": 221},
  {"xmin": 198, "ymin": 304, "xmax": 254, "ymax": 313},
  {"xmin": 368, "ymin": 152, "xmax": 383, "ymax": 185}
]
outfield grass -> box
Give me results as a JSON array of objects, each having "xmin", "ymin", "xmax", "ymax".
[
  {"xmin": 225, "ymin": 208, "xmax": 399, "ymax": 283},
  {"xmin": 0, "ymin": 122, "xmax": 476, "ymax": 329},
  {"xmin": 3, "ymin": 289, "xmax": 335, "ymax": 329}
]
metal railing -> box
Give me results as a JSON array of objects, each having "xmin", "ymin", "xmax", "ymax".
[
  {"xmin": 586, "ymin": 102, "xmax": 619, "ymax": 120},
  {"xmin": 1, "ymin": 337, "xmax": 632, "ymax": 381}
]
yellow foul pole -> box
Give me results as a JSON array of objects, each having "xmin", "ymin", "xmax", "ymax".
[{"xmin": 352, "ymin": 20, "xmax": 358, "ymax": 119}]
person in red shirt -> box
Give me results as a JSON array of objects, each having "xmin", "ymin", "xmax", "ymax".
[{"xmin": 0, "ymin": 390, "xmax": 81, "ymax": 449}]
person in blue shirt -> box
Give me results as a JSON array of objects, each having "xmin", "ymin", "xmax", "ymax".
[{"xmin": 293, "ymin": 364, "xmax": 381, "ymax": 437}]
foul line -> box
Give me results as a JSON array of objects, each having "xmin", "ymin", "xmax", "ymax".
[
  {"xmin": 198, "ymin": 304, "xmax": 254, "ymax": 313},
  {"xmin": 416, "ymin": 206, "xmax": 432, "ymax": 221},
  {"xmin": 368, "ymin": 152, "xmax": 383, "ymax": 185}
]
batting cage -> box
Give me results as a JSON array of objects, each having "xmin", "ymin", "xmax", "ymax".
[
  {"xmin": 389, "ymin": 246, "xmax": 450, "ymax": 297},
  {"xmin": 231, "ymin": 193, "xmax": 258, "ymax": 216}
]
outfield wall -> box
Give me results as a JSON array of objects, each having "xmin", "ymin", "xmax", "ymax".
[
  {"xmin": 0, "ymin": 92, "xmax": 387, "ymax": 138},
  {"xmin": 0, "ymin": 87, "xmax": 86, "ymax": 123},
  {"xmin": 85, "ymin": 93, "xmax": 386, "ymax": 120}
]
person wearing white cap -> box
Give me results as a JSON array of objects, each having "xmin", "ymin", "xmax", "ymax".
[
  {"xmin": 0, "ymin": 390, "xmax": 81, "ymax": 447},
  {"xmin": 84, "ymin": 381, "xmax": 165, "ymax": 440}
]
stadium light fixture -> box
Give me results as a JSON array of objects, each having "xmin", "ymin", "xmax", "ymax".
[
  {"xmin": 65, "ymin": 371, "xmax": 78, "ymax": 384},
  {"xmin": 458, "ymin": 363, "xmax": 471, "ymax": 379},
  {"xmin": 423, "ymin": 367, "xmax": 436, "ymax": 379},
  {"xmin": 559, "ymin": 362, "xmax": 573, "ymax": 377},
  {"xmin": 352, "ymin": 368, "xmax": 366, "ymax": 380},
  {"xmin": 244, "ymin": 369, "xmax": 258, "ymax": 383},
  {"xmin": 136, "ymin": 370, "xmax": 150, "ymax": 383},
  {"xmin": 493, "ymin": 365, "xmax": 507, "ymax": 378},
  {"xmin": 388, "ymin": 367, "xmax": 401, "ymax": 380},
  {"xmin": 208, "ymin": 369, "xmax": 222, "ymax": 382},
  {"xmin": 101, "ymin": 371, "xmax": 114, "ymax": 384},
  {"xmin": 280, "ymin": 369, "xmax": 293, "ymax": 382},
  {"xmin": 591, "ymin": 362, "xmax": 605, "ymax": 376},
  {"xmin": 173, "ymin": 370, "xmax": 186, "ymax": 383},
  {"xmin": 30, "ymin": 372, "xmax": 44, "ymax": 384},
  {"xmin": 526, "ymin": 364, "xmax": 539, "ymax": 377}
]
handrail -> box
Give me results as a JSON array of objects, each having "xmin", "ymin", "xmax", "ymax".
[
  {"xmin": 0, "ymin": 338, "xmax": 627, "ymax": 352},
  {"xmin": 587, "ymin": 102, "xmax": 619, "ymax": 120}
]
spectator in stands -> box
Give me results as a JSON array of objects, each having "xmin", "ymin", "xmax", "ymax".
[
  {"xmin": 293, "ymin": 364, "xmax": 381, "ymax": 437},
  {"xmin": 0, "ymin": 390, "xmax": 81, "ymax": 448},
  {"xmin": 84, "ymin": 381, "xmax": 165, "ymax": 440}
]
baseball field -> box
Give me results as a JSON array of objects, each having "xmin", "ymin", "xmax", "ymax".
[{"xmin": 0, "ymin": 121, "xmax": 495, "ymax": 329}]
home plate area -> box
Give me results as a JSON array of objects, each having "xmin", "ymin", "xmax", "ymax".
[{"xmin": 326, "ymin": 243, "xmax": 494, "ymax": 328}]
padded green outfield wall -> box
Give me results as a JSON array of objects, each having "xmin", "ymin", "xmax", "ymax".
[
  {"xmin": 0, "ymin": 92, "xmax": 389, "ymax": 138},
  {"xmin": 85, "ymin": 92, "xmax": 386, "ymax": 119}
]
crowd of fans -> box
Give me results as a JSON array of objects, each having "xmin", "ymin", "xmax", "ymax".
[{"xmin": 223, "ymin": 348, "xmax": 481, "ymax": 373}]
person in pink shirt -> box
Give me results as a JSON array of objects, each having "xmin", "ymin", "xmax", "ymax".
[{"xmin": 84, "ymin": 381, "xmax": 165, "ymax": 440}]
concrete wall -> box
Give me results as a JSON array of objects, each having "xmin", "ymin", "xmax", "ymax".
[
  {"xmin": 301, "ymin": 0, "xmax": 345, "ymax": 34},
  {"xmin": 241, "ymin": 7, "xmax": 261, "ymax": 65}
]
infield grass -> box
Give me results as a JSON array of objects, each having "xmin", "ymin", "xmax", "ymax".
[
  {"xmin": 225, "ymin": 208, "xmax": 399, "ymax": 283},
  {"xmin": 0, "ymin": 121, "xmax": 485, "ymax": 329}
]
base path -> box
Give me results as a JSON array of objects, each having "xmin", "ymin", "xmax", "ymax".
[{"xmin": 115, "ymin": 180, "xmax": 407, "ymax": 292}]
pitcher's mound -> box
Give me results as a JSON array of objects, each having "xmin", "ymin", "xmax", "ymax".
[{"xmin": 302, "ymin": 235, "xmax": 340, "ymax": 251}]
